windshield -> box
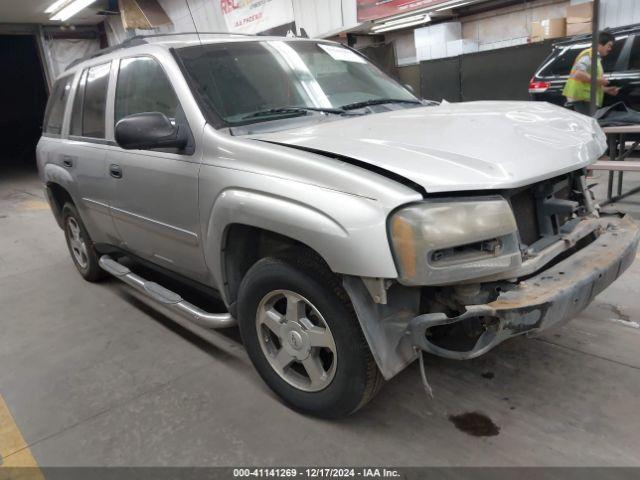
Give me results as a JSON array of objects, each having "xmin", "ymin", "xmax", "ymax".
[{"xmin": 176, "ymin": 40, "xmax": 418, "ymax": 126}]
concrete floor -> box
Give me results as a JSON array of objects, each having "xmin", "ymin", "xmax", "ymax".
[{"xmin": 1, "ymin": 165, "xmax": 640, "ymax": 467}]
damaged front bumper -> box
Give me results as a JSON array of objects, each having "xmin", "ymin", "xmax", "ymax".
[{"xmin": 409, "ymin": 214, "xmax": 640, "ymax": 360}]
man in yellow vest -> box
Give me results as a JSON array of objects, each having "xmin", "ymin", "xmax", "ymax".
[{"xmin": 563, "ymin": 31, "xmax": 620, "ymax": 116}]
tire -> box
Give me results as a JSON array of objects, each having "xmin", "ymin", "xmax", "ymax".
[
  {"xmin": 237, "ymin": 253, "xmax": 384, "ymax": 418},
  {"xmin": 62, "ymin": 202, "xmax": 107, "ymax": 282}
]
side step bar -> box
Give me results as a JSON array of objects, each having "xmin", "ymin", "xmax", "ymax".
[{"xmin": 99, "ymin": 255, "xmax": 236, "ymax": 329}]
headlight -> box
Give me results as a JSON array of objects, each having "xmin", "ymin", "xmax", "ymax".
[{"xmin": 389, "ymin": 196, "xmax": 522, "ymax": 285}]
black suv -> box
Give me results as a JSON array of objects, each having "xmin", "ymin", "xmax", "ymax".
[{"xmin": 530, "ymin": 24, "xmax": 640, "ymax": 110}]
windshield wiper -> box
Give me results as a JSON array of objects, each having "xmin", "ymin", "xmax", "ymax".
[
  {"xmin": 241, "ymin": 106, "xmax": 345, "ymax": 120},
  {"xmin": 339, "ymin": 98, "xmax": 422, "ymax": 111}
]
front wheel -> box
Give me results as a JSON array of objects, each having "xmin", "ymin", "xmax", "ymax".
[{"xmin": 237, "ymin": 254, "xmax": 383, "ymax": 418}]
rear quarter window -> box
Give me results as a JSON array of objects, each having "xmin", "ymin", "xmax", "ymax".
[{"xmin": 43, "ymin": 75, "xmax": 74, "ymax": 135}]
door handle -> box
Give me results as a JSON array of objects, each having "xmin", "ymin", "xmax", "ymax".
[
  {"xmin": 109, "ymin": 164, "xmax": 123, "ymax": 179},
  {"xmin": 61, "ymin": 155, "xmax": 75, "ymax": 168}
]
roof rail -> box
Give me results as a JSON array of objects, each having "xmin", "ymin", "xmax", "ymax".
[
  {"xmin": 65, "ymin": 31, "xmax": 256, "ymax": 70},
  {"xmin": 66, "ymin": 36, "xmax": 147, "ymax": 70}
]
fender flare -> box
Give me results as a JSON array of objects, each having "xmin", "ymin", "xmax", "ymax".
[
  {"xmin": 43, "ymin": 164, "xmax": 78, "ymax": 227},
  {"xmin": 204, "ymin": 188, "xmax": 351, "ymax": 301}
]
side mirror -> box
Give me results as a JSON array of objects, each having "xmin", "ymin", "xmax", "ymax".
[
  {"xmin": 404, "ymin": 83, "xmax": 415, "ymax": 93},
  {"xmin": 115, "ymin": 112, "xmax": 188, "ymax": 151}
]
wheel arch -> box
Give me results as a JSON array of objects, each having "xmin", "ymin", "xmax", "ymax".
[
  {"xmin": 203, "ymin": 187, "xmax": 399, "ymax": 308},
  {"xmin": 220, "ymin": 223, "xmax": 333, "ymax": 313},
  {"xmin": 45, "ymin": 181, "xmax": 75, "ymax": 228}
]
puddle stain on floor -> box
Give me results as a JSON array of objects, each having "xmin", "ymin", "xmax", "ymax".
[{"xmin": 448, "ymin": 412, "xmax": 500, "ymax": 437}]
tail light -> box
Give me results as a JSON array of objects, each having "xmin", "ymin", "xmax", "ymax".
[{"xmin": 529, "ymin": 77, "xmax": 550, "ymax": 94}]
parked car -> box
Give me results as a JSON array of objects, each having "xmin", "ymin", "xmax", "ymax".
[
  {"xmin": 38, "ymin": 33, "xmax": 639, "ymax": 418},
  {"xmin": 530, "ymin": 24, "xmax": 640, "ymax": 110}
]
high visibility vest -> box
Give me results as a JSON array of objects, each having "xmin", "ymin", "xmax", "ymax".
[{"xmin": 562, "ymin": 48, "xmax": 604, "ymax": 106}]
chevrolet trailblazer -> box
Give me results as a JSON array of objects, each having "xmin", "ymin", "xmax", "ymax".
[{"xmin": 38, "ymin": 33, "xmax": 639, "ymax": 418}]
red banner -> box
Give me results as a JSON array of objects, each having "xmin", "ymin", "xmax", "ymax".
[{"xmin": 357, "ymin": 0, "xmax": 454, "ymax": 22}]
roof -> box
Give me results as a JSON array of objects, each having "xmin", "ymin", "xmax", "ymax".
[{"xmin": 66, "ymin": 32, "xmax": 318, "ymax": 70}]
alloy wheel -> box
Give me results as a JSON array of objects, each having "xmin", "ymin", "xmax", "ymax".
[
  {"xmin": 256, "ymin": 289, "xmax": 337, "ymax": 392},
  {"xmin": 67, "ymin": 217, "xmax": 89, "ymax": 269}
]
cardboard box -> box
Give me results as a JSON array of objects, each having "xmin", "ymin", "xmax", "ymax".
[
  {"xmin": 531, "ymin": 18, "xmax": 566, "ymax": 42},
  {"xmin": 567, "ymin": 2, "xmax": 593, "ymax": 24},
  {"xmin": 567, "ymin": 21, "xmax": 592, "ymax": 36}
]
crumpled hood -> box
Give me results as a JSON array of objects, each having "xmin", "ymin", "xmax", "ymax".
[{"xmin": 249, "ymin": 101, "xmax": 607, "ymax": 193}]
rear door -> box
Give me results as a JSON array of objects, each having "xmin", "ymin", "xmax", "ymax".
[
  {"xmin": 65, "ymin": 61, "xmax": 120, "ymax": 245},
  {"xmin": 106, "ymin": 55, "xmax": 206, "ymax": 281}
]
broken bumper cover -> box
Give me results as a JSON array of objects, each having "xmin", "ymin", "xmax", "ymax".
[{"xmin": 409, "ymin": 214, "xmax": 640, "ymax": 360}]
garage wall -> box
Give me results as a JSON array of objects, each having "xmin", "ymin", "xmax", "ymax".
[
  {"xmin": 292, "ymin": 0, "xmax": 357, "ymax": 38},
  {"xmin": 459, "ymin": 40, "xmax": 554, "ymax": 101},
  {"xmin": 420, "ymin": 57, "xmax": 461, "ymax": 102},
  {"xmin": 106, "ymin": 0, "xmax": 223, "ymax": 42},
  {"xmin": 396, "ymin": 64, "xmax": 421, "ymax": 95},
  {"xmin": 462, "ymin": 0, "xmax": 569, "ymax": 51},
  {"xmin": 599, "ymin": 0, "xmax": 640, "ymax": 29},
  {"xmin": 419, "ymin": 39, "xmax": 554, "ymax": 102},
  {"xmin": 44, "ymin": 38, "xmax": 100, "ymax": 78},
  {"xmin": 388, "ymin": 0, "xmax": 640, "ymax": 67},
  {"xmin": 105, "ymin": 0, "xmax": 359, "ymax": 45}
]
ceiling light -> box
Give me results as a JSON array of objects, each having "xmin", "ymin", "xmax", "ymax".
[
  {"xmin": 45, "ymin": 0, "xmax": 70, "ymax": 13},
  {"xmin": 372, "ymin": 16, "xmax": 431, "ymax": 33},
  {"xmin": 374, "ymin": 7, "xmax": 431, "ymax": 24},
  {"xmin": 50, "ymin": 0, "xmax": 98, "ymax": 21},
  {"xmin": 435, "ymin": 1, "xmax": 473, "ymax": 11},
  {"xmin": 373, "ymin": 14, "xmax": 427, "ymax": 28}
]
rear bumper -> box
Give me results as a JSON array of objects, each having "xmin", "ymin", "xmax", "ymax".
[{"xmin": 409, "ymin": 214, "xmax": 639, "ymax": 360}]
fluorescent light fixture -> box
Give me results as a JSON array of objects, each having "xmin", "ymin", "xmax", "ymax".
[
  {"xmin": 373, "ymin": 14, "xmax": 427, "ymax": 28},
  {"xmin": 372, "ymin": 16, "xmax": 431, "ymax": 33},
  {"xmin": 45, "ymin": 0, "xmax": 69, "ymax": 13},
  {"xmin": 50, "ymin": 0, "xmax": 97, "ymax": 21},
  {"xmin": 373, "ymin": 7, "xmax": 431, "ymax": 24},
  {"xmin": 435, "ymin": 1, "xmax": 473, "ymax": 11}
]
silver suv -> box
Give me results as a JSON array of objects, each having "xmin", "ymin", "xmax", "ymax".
[{"xmin": 37, "ymin": 33, "xmax": 640, "ymax": 417}]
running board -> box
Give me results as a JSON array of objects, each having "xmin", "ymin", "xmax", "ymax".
[{"xmin": 99, "ymin": 255, "xmax": 236, "ymax": 329}]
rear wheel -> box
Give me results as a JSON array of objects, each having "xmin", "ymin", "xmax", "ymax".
[
  {"xmin": 237, "ymin": 254, "xmax": 383, "ymax": 418},
  {"xmin": 62, "ymin": 203, "xmax": 106, "ymax": 282}
]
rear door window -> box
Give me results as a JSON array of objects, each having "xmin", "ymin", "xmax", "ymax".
[
  {"xmin": 43, "ymin": 75, "xmax": 73, "ymax": 135},
  {"xmin": 539, "ymin": 46, "xmax": 582, "ymax": 77},
  {"xmin": 80, "ymin": 62, "xmax": 111, "ymax": 139},
  {"xmin": 602, "ymin": 37, "xmax": 625, "ymax": 72}
]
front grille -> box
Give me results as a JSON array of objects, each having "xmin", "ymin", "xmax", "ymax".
[
  {"xmin": 510, "ymin": 188, "xmax": 540, "ymax": 246},
  {"xmin": 508, "ymin": 172, "xmax": 585, "ymax": 248}
]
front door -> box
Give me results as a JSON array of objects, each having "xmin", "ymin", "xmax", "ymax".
[{"xmin": 106, "ymin": 55, "xmax": 206, "ymax": 281}]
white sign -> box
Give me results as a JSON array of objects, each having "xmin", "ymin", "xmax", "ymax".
[
  {"xmin": 318, "ymin": 44, "xmax": 367, "ymax": 64},
  {"xmin": 220, "ymin": 0, "xmax": 294, "ymax": 34}
]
